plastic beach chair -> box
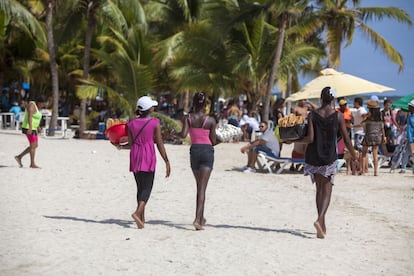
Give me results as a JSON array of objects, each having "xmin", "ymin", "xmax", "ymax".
[{"xmin": 256, "ymin": 151, "xmax": 304, "ymax": 174}]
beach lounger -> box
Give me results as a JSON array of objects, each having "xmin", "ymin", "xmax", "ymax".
[
  {"xmin": 336, "ymin": 159, "xmax": 346, "ymax": 172},
  {"xmin": 257, "ymin": 151, "xmax": 347, "ymax": 174},
  {"xmin": 256, "ymin": 151, "xmax": 305, "ymax": 174}
]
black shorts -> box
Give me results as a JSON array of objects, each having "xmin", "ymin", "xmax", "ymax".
[
  {"xmin": 22, "ymin": 128, "xmax": 38, "ymax": 135},
  {"xmin": 190, "ymin": 144, "xmax": 214, "ymax": 170}
]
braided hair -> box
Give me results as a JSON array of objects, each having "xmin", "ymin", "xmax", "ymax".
[
  {"xmin": 192, "ymin": 92, "xmax": 207, "ymax": 112},
  {"xmin": 320, "ymin": 86, "xmax": 335, "ymax": 106}
]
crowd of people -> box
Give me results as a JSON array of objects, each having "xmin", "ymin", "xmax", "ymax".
[
  {"xmin": 9, "ymin": 87, "xmax": 414, "ymax": 239},
  {"xmin": 225, "ymin": 93, "xmax": 413, "ymax": 176},
  {"xmin": 228, "ymin": 88, "xmax": 413, "ymax": 238}
]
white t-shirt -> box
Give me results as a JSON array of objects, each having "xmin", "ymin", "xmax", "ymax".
[
  {"xmin": 260, "ymin": 129, "xmax": 280, "ymax": 157},
  {"xmin": 352, "ymin": 106, "xmax": 367, "ymax": 135},
  {"xmin": 240, "ymin": 115, "xmax": 260, "ymax": 131}
]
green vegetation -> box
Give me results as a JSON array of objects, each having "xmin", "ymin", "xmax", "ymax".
[{"xmin": 0, "ymin": 0, "xmax": 412, "ymax": 133}]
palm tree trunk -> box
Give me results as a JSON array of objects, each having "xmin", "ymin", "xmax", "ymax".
[
  {"xmin": 183, "ymin": 90, "xmax": 190, "ymax": 112},
  {"xmin": 46, "ymin": 0, "xmax": 59, "ymax": 136},
  {"xmin": 285, "ymin": 70, "xmax": 292, "ymax": 115},
  {"xmin": 263, "ymin": 15, "xmax": 287, "ymax": 122},
  {"xmin": 79, "ymin": 11, "xmax": 96, "ymax": 135}
]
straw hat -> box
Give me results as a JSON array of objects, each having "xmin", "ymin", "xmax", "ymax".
[
  {"xmin": 367, "ymin": 100, "xmax": 379, "ymax": 109},
  {"xmin": 339, "ymin": 99, "xmax": 347, "ymax": 106}
]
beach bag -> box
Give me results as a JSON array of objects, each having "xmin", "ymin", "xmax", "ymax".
[{"xmin": 215, "ymin": 124, "xmax": 242, "ymax": 142}]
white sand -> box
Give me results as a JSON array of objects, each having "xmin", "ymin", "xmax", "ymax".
[{"xmin": 0, "ymin": 131, "xmax": 413, "ymax": 275}]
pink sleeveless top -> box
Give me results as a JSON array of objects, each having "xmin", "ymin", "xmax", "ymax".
[
  {"xmin": 189, "ymin": 116, "xmax": 212, "ymax": 145},
  {"xmin": 127, "ymin": 117, "xmax": 159, "ymax": 172}
]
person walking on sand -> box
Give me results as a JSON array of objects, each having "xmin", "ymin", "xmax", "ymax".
[
  {"xmin": 15, "ymin": 95, "xmax": 47, "ymax": 168},
  {"xmin": 360, "ymin": 100, "xmax": 386, "ymax": 176},
  {"xmin": 175, "ymin": 92, "xmax": 218, "ymax": 230},
  {"xmin": 118, "ymin": 96, "xmax": 170, "ymax": 229},
  {"xmin": 406, "ymin": 100, "xmax": 414, "ymax": 174},
  {"xmin": 352, "ymin": 97, "xmax": 368, "ymax": 174},
  {"xmin": 295, "ymin": 87, "xmax": 357, "ymax": 239}
]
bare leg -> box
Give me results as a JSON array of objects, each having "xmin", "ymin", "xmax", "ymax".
[
  {"xmin": 372, "ymin": 145, "xmax": 379, "ymax": 176},
  {"xmin": 315, "ymin": 182, "xmax": 323, "ymax": 218},
  {"xmin": 15, "ymin": 146, "xmax": 31, "ymax": 167},
  {"xmin": 360, "ymin": 146, "xmax": 368, "ymax": 175},
  {"xmin": 132, "ymin": 201, "xmax": 145, "ymax": 229},
  {"xmin": 192, "ymin": 167, "xmax": 212, "ymax": 230},
  {"xmin": 247, "ymin": 150, "xmax": 258, "ymax": 168},
  {"xmin": 363, "ymin": 155, "xmax": 369, "ymax": 173},
  {"xmin": 29, "ymin": 141, "xmax": 40, "ymax": 168},
  {"xmin": 314, "ymin": 174, "xmax": 332, "ymax": 238}
]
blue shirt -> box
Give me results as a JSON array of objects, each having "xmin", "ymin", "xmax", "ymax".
[
  {"xmin": 9, "ymin": 106, "xmax": 22, "ymax": 120},
  {"xmin": 407, "ymin": 113, "xmax": 414, "ymax": 143}
]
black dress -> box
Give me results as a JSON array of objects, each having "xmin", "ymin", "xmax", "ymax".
[{"xmin": 305, "ymin": 111, "xmax": 338, "ymax": 166}]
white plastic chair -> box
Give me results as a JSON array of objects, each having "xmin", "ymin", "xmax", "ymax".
[{"xmin": 15, "ymin": 112, "xmax": 25, "ymax": 130}]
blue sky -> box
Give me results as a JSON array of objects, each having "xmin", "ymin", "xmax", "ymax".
[{"xmin": 302, "ymin": 0, "xmax": 414, "ymax": 98}]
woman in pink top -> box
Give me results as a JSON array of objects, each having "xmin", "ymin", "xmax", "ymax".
[
  {"xmin": 176, "ymin": 92, "xmax": 218, "ymax": 230},
  {"xmin": 120, "ymin": 96, "xmax": 170, "ymax": 229}
]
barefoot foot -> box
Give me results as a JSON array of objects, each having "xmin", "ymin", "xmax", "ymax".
[
  {"xmin": 30, "ymin": 164, "xmax": 41, "ymax": 169},
  {"xmin": 15, "ymin": 156, "xmax": 23, "ymax": 168},
  {"xmin": 314, "ymin": 221, "xmax": 325, "ymax": 239},
  {"xmin": 193, "ymin": 221, "xmax": 204, "ymax": 231},
  {"xmin": 131, "ymin": 213, "xmax": 144, "ymax": 229}
]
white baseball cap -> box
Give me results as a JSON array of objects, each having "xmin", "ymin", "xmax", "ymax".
[
  {"xmin": 137, "ymin": 96, "xmax": 158, "ymax": 111},
  {"xmin": 409, "ymin": 99, "xmax": 414, "ymax": 108}
]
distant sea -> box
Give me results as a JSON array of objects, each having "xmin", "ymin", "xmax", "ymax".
[{"xmin": 356, "ymin": 90, "xmax": 412, "ymax": 100}]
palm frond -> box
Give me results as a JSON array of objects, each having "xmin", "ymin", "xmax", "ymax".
[
  {"xmin": 358, "ymin": 22, "xmax": 404, "ymax": 72},
  {"xmin": 358, "ymin": 7, "xmax": 413, "ymax": 25},
  {"xmin": 0, "ymin": 0, "xmax": 46, "ymax": 45}
]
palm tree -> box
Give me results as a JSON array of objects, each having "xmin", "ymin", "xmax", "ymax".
[
  {"xmin": 311, "ymin": 0, "xmax": 412, "ymax": 71},
  {"xmin": 90, "ymin": 26, "xmax": 153, "ymax": 114},
  {"xmin": 44, "ymin": 0, "xmax": 59, "ymax": 136},
  {"xmin": 62, "ymin": 0, "xmax": 145, "ymax": 133},
  {"xmin": 145, "ymin": 0, "xmax": 205, "ymax": 111},
  {"xmin": 200, "ymin": 0, "xmax": 312, "ymax": 120},
  {"xmin": 168, "ymin": 21, "xmax": 234, "ymax": 105},
  {"xmin": 261, "ymin": 0, "xmax": 309, "ymax": 122},
  {"xmin": 0, "ymin": 0, "xmax": 46, "ymax": 89},
  {"xmin": 66, "ymin": 0, "xmax": 149, "ymax": 119}
]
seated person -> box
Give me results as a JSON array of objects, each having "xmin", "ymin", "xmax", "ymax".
[
  {"xmin": 9, "ymin": 101, "xmax": 22, "ymax": 120},
  {"xmin": 343, "ymin": 147, "xmax": 360, "ymax": 175},
  {"xmin": 290, "ymin": 142, "xmax": 306, "ymax": 171},
  {"xmin": 239, "ymin": 111, "xmax": 260, "ymax": 141},
  {"xmin": 240, "ymin": 121, "xmax": 280, "ymax": 173},
  {"xmin": 226, "ymin": 98, "xmax": 241, "ymax": 127},
  {"xmin": 288, "ymin": 104, "xmax": 312, "ymax": 171}
]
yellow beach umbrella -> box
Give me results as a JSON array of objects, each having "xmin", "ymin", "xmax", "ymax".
[{"xmin": 286, "ymin": 68, "xmax": 395, "ymax": 101}]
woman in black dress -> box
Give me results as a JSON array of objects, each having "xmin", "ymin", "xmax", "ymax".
[{"xmin": 298, "ymin": 87, "xmax": 358, "ymax": 239}]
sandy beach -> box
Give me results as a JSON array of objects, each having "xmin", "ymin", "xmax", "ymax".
[{"xmin": 0, "ymin": 130, "xmax": 413, "ymax": 275}]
